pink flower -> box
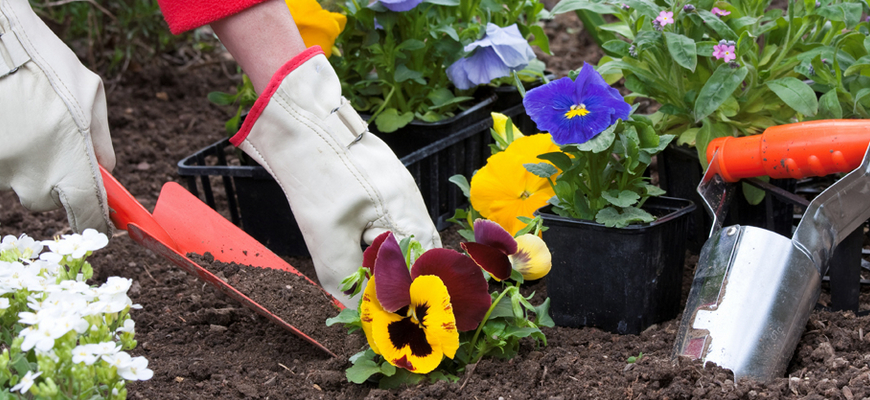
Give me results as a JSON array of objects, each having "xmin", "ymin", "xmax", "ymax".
[
  {"xmin": 711, "ymin": 7, "xmax": 731, "ymax": 16},
  {"xmin": 656, "ymin": 11, "xmax": 675, "ymax": 26},
  {"xmin": 712, "ymin": 44, "xmax": 736, "ymax": 62}
]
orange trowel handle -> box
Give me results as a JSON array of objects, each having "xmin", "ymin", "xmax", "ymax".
[
  {"xmin": 99, "ymin": 166, "xmax": 179, "ymax": 249},
  {"xmin": 706, "ymin": 120, "xmax": 870, "ymax": 182}
]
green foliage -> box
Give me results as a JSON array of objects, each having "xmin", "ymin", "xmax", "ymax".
[
  {"xmin": 330, "ymin": 0, "xmax": 550, "ymax": 132},
  {"xmin": 30, "ymin": 0, "xmax": 188, "ymax": 73},
  {"xmin": 626, "ymin": 352, "xmax": 644, "ymax": 363},
  {"xmin": 551, "ymin": 0, "xmax": 870, "ymax": 164},
  {"xmin": 207, "ymin": 74, "xmax": 258, "ymax": 136},
  {"xmin": 537, "ymin": 114, "xmax": 675, "ymax": 228}
]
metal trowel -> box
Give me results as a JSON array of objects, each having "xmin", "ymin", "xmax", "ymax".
[{"xmin": 672, "ymin": 120, "xmax": 870, "ymax": 381}]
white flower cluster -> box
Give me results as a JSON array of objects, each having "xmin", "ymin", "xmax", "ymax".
[{"xmin": 0, "ymin": 229, "xmax": 152, "ymax": 397}]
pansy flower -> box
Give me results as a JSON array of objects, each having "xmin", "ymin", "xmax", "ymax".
[
  {"xmin": 360, "ymin": 232, "xmax": 490, "ymax": 373},
  {"xmin": 379, "ymin": 0, "xmax": 423, "ymax": 12},
  {"xmin": 523, "ymin": 62, "xmax": 631, "ymax": 145},
  {"xmin": 470, "ymin": 134, "xmax": 559, "ymax": 235},
  {"xmin": 461, "ymin": 219, "xmax": 552, "ymax": 281},
  {"xmin": 286, "ymin": 0, "xmax": 347, "ymax": 58},
  {"xmin": 447, "ymin": 23, "xmax": 536, "ymax": 90}
]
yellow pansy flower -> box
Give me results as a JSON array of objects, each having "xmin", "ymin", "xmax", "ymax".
[
  {"xmin": 286, "ymin": 0, "xmax": 347, "ymax": 58},
  {"xmin": 470, "ymin": 134, "xmax": 560, "ymax": 236}
]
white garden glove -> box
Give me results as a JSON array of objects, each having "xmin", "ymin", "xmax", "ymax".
[
  {"xmin": 0, "ymin": 0, "xmax": 115, "ymax": 235},
  {"xmin": 230, "ymin": 47, "xmax": 441, "ymax": 307}
]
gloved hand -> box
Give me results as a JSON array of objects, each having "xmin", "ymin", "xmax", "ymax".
[
  {"xmin": 0, "ymin": 0, "xmax": 115, "ymax": 235},
  {"xmin": 230, "ymin": 46, "xmax": 441, "ymax": 307}
]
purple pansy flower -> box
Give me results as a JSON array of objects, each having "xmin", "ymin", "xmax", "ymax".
[
  {"xmin": 446, "ymin": 23, "xmax": 536, "ymax": 90},
  {"xmin": 522, "ymin": 62, "xmax": 631, "ymax": 145},
  {"xmin": 712, "ymin": 43, "xmax": 736, "ymax": 62},
  {"xmin": 711, "ymin": 7, "xmax": 731, "ymax": 16},
  {"xmin": 379, "ymin": 0, "xmax": 423, "ymax": 12},
  {"xmin": 656, "ymin": 11, "xmax": 674, "ymax": 26}
]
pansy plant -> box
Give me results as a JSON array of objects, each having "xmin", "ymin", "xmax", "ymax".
[
  {"xmin": 523, "ymin": 62, "xmax": 674, "ymax": 228},
  {"xmin": 548, "ymin": 0, "xmax": 870, "ymax": 176},
  {"xmin": 329, "ymin": 227, "xmax": 552, "ymax": 387},
  {"xmin": 331, "ymin": 0, "xmax": 551, "ymax": 133}
]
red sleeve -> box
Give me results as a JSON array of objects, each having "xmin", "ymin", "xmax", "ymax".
[{"xmin": 157, "ymin": 0, "xmax": 270, "ymax": 34}]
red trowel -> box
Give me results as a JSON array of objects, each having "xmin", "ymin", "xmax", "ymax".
[{"xmin": 99, "ymin": 166, "xmax": 342, "ymax": 357}]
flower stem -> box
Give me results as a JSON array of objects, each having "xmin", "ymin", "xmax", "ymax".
[{"xmin": 467, "ymin": 288, "xmax": 514, "ymax": 364}]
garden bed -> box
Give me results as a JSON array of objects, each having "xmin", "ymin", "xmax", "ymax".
[{"xmin": 2, "ymin": 11, "xmax": 870, "ymax": 400}]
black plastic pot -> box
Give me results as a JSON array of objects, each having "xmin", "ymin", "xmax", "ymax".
[
  {"xmin": 657, "ymin": 143, "xmax": 795, "ymax": 252},
  {"xmin": 536, "ymin": 196, "xmax": 696, "ymax": 335},
  {"xmin": 177, "ymin": 94, "xmax": 498, "ymax": 256}
]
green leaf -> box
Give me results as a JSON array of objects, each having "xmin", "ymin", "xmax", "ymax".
[
  {"xmin": 448, "ymin": 174, "xmax": 471, "ymax": 198},
  {"xmin": 396, "ymin": 39, "xmax": 426, "ymax": 52},
  {"xmin": 741, "ymin": 180, "xmax": 766, "ymax": 205},
  {"xmin": 599, "ymin": 22, "xmax": 635, "ymax": 40},
  {"xmin": 489, "ymin": 295, "xmax": 516, "ymax": 319},
  {"xmin": 765, "ymin": 77, "xmax": 818, "ymax": 116},
  {"xmin": 537, "ymin": 151, "xmax": 573, "ymax": 171},
  {"xmin": 645, "ymin": 184, "xmax": 666, "ymax": 196},
  {"xmin": 428, "ymin": 371, "xmax": 460, "ymax": 383},
  {"xmin": 207, "ymin": 91, "xmax": 237, "ymax": 106},
  {"xmin": 595, "ymin": 206, "xmax": 655, "ymax": 228},
  {"xmin": 347, "ymin": 359, "xmax": 387, "ymax": 384},
  {"xmin": 575, "ymin": 124, "xmax": 617, "ymax": 153},
  {"xmin": 524, "ymin": 162, "xmax": 559, "ymax": 178},
  {"xmin": 664, "ymin": 32, "xmax": 697, "ymax": 72},
  {"xmin": 623, "ymin": 0, "xmax": 662, "ymax": 20},
  {"xmin": 602, "ymin": 190, "xmax": 641, "ymax": 207},
  {"xmin": 676, "ymin": 127, "xmax": 699, "ymax": 146},
  {"xmin": 855, "ymin": 88, "xmax": 870, "ymax": 114},
  {"xmin": 694, "ymin": 64, "xmax": 748, "ymax": 122},
  {"xmin": 528, "ymin": 25, "xmax": 551, "ymax": 55},
  {"xmin": 844, "ymin": 59, "xmax": 870, "ymax": 77},
  {"xmin": 378, "ymin": 368, "xmax": 425, "ymax": 389},
  {"xmin": 602, "ymin": 40, "xmax": 632, "ymax": 57},
  {"xmin": 819, "ymin": 88, "xmax": 843, "ymax": 119},
  {"xmin": 326, "ymin": 308, "xmax": 360, "ymax": 326},
  {"xmin": 696, "ymin": 10, "xmax": 738, "ymax": 40},
  {"xmin": 424, "ymin": 0, "xmax": 460, "ymax": 5},
  {"xmin": 394, "ymin": 64, "xmax": 425, "ymax": 84},
  {"xmin": 534, "ymin": 298, "xmax": 555, "ymax": 328},
  {"xmin": 627, "ymin": 352, "xmax": 644, "ymax": 363},
  {"xmin": 374, "ymin": 108, "xmax": 415, "ymax": 133},
  {"xmin": 548, "ymin": 0, "xmax": 620, "ymax": 17},
  {"xmin": 503, "ymin": 326, "xmax": 543, "ymax": 339},
  {"xmin": 816, "ymin": 3, "xmax": 863, "ymax": 29}
]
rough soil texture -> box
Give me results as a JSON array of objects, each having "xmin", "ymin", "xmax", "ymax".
[{"xmin": 2, "ymin": 11, "xmax": 870, "ymax": 400}]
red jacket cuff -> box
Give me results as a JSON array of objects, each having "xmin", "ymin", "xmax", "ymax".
[{"xmin": 157, "ymin": 0, "xmax": 269, "ymax": 34}]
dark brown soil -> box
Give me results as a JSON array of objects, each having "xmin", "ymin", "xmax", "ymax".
[{"xmin": 2, "ymin": 10, "xmax": 870, "ymax": 400}]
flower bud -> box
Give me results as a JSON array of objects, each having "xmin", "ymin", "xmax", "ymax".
[{"xmin": 683, "ymin": 4, "xmax": 695, "ymax": 11}]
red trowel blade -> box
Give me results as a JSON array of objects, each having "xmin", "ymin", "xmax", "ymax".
[{"xmin": 100, "ymin": 167, "xmax": 342, "ymax": 357}]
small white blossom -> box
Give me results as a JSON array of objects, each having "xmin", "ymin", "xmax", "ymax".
[
  {"xmin": 10, "ymin": 370, "xmax": 42, "ymax": 393},
  {"xmin": 45, "ymin": 229, "xmax": 108, "ymax": 259},
  {"xmin": 88, "ymin": 342, "xmax": 121, "ymax": 356},
  {"xmin": 102, "ymin": 351, "xmax": 132, "ymax": 370},
  {"xmin": 97, "ymin": 277, "xmax": 133, "ymax": 297},
  {"xmin": 0, "ymin": 297, "xmax": 9, "ymax": 309},
  {"xmin": 71, "ymin": 345, "xmax": 99, "ymax": 365},
  {"xmin": 116, "ymin": 319, "xmax": 135, "ymax": 334},
  {"xmin": 118, "ymin": 356, "xmax": 153, "ymax": 381},
  {"xmin": 2, "ymin": 234, "xmax": 43, "ymax": 259}
]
